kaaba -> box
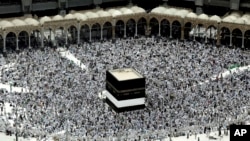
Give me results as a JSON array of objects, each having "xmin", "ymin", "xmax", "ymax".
[{"xmin": 104, "ymin": 68, "xmax": 146, "ymax": 112}]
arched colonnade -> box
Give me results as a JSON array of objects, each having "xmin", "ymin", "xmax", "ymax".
[{"xmin": 0, "ymin": 13, "xmax": 249, "ymax": 52}]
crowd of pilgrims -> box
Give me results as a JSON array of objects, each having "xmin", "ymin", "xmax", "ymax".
[{"xmin": 0, "ymin": 36, "xmax": 249, "ymax": 140}]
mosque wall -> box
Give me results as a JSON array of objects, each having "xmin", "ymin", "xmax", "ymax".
[{"xmin": 0, "ymin": 5, "xmax": 250, "ymax": 52}]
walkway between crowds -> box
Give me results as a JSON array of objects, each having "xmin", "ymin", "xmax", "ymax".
[
  {"xmin": 56, "ymin": 47, "xmax": 87, "ymax": 71},
  {"xmin": 197, "ymin": 64, "xmax": 250, "ymax": 86}
]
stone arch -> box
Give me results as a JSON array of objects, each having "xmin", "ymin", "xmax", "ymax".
[
  {"xmin": 43, "ymin": 27, "xmax": 54, "ymax": 47},
  {"xmin": 103, "ymin": 22, "xmax": 112, "ymax": 40},
  {"xmin": 55, "ymin": 26, "xmax": 65, "ymax": 31},
  {"xmin": 126, "ymin": 19, "xmax": 136, "ymax": 37},
  {"xmin": 172, "ymin": 19, "xmax": 182, "ymax": 26},
  {"xmin": 206, "ymin": 25, "xmax": 217, "ymax": 44},
  {"xmin": 149, "ymin": 18, "xmax": 159, "ymax": 36},
  {"xmin": 54, "ymin": 27, "xmax": 65, "ymax": 46},
  {"xmin": 125, "ymin": 17, "xmax": 136, "ymax": 24},
  {"xmin": 172, "ymin": 20, "xmax": 181, "ymax": 39},
  {"xmin": 232, "ymin": 28, "xmax": 242, "ymax": 47},
  {"xmin": 244, "ymin": 30, "xmax": 250, "ymax": 50},
  {"xmin": 0, "ymin": 35, "xmax": 3, "ymax": 52},
  {"xmin": 67, "ymin": 25, "xmax": 78, "ymax": 44},
  {"xmin": 136, "ymin": 16, "xmax": 147, "ymax": 23},
  {"xmin": 65, "ymin": 24, "xmax": 77, "ymax": 31},
  {"xmin": 137, "ymin": 17, "xmax": 147, "ymax": 36},
  {"xmin": 160, "ymin": 19, "xmax": 170, "ymax": 37},
  {"xmin": 194, "ymin": 23, "xmax": 206, "ymax": 42},
  {"xmin": 220, "ymin": 27, "xmax": 230, "ymax": 46},
  {"xmin": 31, "ymin": 29, "xmax": 42, "ymax": 48},
  {"xmin": 115, "ymin": 20, "xmax": 125, "ymax": 38},
  {"xmin": 18, "ymin": 31, "xmax": 29, "ymax": 49},
  {"xmin": 184, "ymin": 22, "xmax": 192, "ymax": 40},
  {"xmin": 91, "ymin": 23, "xmax": 101, "ymax": 41},
  {"xmin": 6, "ymin": 32, "xmax": 17, "ymax": 51},
  {"xmin": 80, "ymin": 24, "xmax": 90, "ymax": 42}
]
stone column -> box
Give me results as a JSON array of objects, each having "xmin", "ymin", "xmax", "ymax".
[
  {"xmin": 242, "ymin": 33, "xmax": 244, "ymax": 48},
  {"xmin": 216, "ymin": 23, "xmax": 221, "ymax": 46},
  {"xmin": 101, "ymin": 26, "xmax": 103, "ymax": 40},
  {"xmin": 16, "ymin": 36, "xmax": 19, "ymax": 51},
  {"xmin": 181, "ymin": 26, "xmax": 184, "ymax": 40},
  {"xmin": 135, "ymin": 22, "xmax": 138, "ymax": 36},
  {"xmin": 193, "ymin": 25, "xmax": 196, "ymax": 41},
  {"xmin": 49, "ymin": 29, "xmax": 52, "ymax": 40},
  {"xmin": 89, "ymin": 28, "xmax": 92, "ymax": 42},
  {"xmin": 146, "ymin": 21, "xmax": 150, "ymax": 36},
  {"xmin": 205, "ymin": 34, "xmax": 208, "ymax": 43},
  {"xmin": 3, "ymin": 36, "xmax": 6, "ymax": 52},
  {"xmin": 41, "ymin": 27, "xmax": 44, "ymax": 48},
  {"xmin": 112, "ymin": 26, "xmax": 115, "ymax": 39},
  {"xmin": 77, "ymin": 22, "xmax": 80, "ymax": 44},
  {"xmin": 170, "ymin": 24, "xmax": 172, "ymax": 38},
  {"xmin": 52, "ymin": 30, "xmax": 56, "ymax": 43},
  {"xmin": 28, "ymin": 35, "xmax": 31, "ymax": 49},
  {"xmin": 229, "ymin": 33, "xmax": 232, "ymax": 46},
  {"xmin": 65, "ymin": 30, "xmax": 68, "ymax": 45},
  {"xmin": 216, "ymin": 35, "xmax": 221, "ymax": 46},
  {"xmin": 198, "ymin": 26, "xmax": 200, "ymax": 38},
  {"xmin": 124, "ymin": 24, "xmax": 126, "ymax": 38},
  {"xmin": 158, "ymin": 22, "xmax": 161, "ymax": 36},
  {"xmin": 210, "ymin": 28, "xmax": 212, "ymax": 39}
]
